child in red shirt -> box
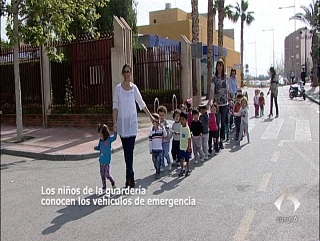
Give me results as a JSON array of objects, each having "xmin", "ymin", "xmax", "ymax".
[
  {"xmin": 208, "ymin": 103, "xmax": 219, "ymax": 155},
  {"xmin": 259, "ymin": 92, "xmax": 265, "ymax": 116}
]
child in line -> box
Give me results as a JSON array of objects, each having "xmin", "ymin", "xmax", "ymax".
[
  {"xmin": 233, "ymin": 94, "xmax": 243, "ymax": 141},
  {"xmin": 157, "ymin": 105, "xmax": 172, "ymax": 171},
  {"xmin": 225, "ymin": 99, "xmax": 234, "ymax": 141},
  {"xmin": 184, "ymin": 99, "xmax": 193, "ymax": 128},
  {"xmin": 198, "ymin": 105, "xmax": 209, "ymax": 159},
  {"xmin": 171, "ymin": 109, "xmax": 181, "ymax": 167},
  {"xmin": 259, "ymin": 92, "xmax": 265, "ymax": 116},
  {"xmin": 208, "ymin": 103, "xmax": 219, "ymax": 155},
  {"xmin": 178, "ymin": 111, "xmax": 192, "ymax": 177},
  {"xmin": 237, "ymin": 97, "xmax": 250, "ymax": 145},
  {"xmin": 149, "ymin": 113, "xmax": 167, "ymax": 179},
  {"xmin": 253, "ymin": 89, "xmax": 260, "ymax": 117},
  {"xmin": 94, "ymin": 124, "xmax": 117, "ymax": 192},
  {"xmin": 190, "ymin": 109, "xmax": 205, "ymax": 164}
]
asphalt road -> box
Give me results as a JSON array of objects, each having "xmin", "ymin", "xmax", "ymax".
[{"xmin": 1, "ymin": 86, "xmax": 319, "ymax": 241}]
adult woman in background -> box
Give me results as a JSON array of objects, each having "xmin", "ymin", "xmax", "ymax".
[
  {"xmin": 113, "ymin": 64, "xmax": 154, "ymax": 188},
  {"xmin": 267, "ymin": 67, "xmax": 279, "ymax": 118}
]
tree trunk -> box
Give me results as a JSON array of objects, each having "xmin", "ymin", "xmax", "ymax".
[
  {"xmin": 191, "ymin": 0, "xmax": 199, "ymax": 42},
  {"xmin": 311, "ymin": 33, "xmax": 319, "ymax": 87},
  {"xmin": 207, "ymin": 0, "xmax": 214, "ymax": 99},
  {"xmin": 240, "ymin": 19, "xmax": 244, "ymax": 87},
  {"xmin": 13, "ymin": 0, "xmax": 23, "ymax": 141},
  {"xmin": 218, "ymin": 0, "xmax": 225, "ymax": 58}
]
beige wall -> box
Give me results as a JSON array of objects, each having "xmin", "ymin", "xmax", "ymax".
[{"xmin": 149, "ymin": 8, "xmax": 189, "ymax": 25}]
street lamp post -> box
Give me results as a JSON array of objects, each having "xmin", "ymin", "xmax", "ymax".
[
  {"xmin": 262, "ymin": 27, "xmax": 274, "ymax": 67},
  {"xmin": 248, "ymin": 41, "xmax": 257, "ymax": 77},
  {"xmin": 300, "ymin": 27, "xmax": 313, "ymax": 75},
  {"xmin": 279, "ymin": 0, "xmax": 296, "ymax": 31}
]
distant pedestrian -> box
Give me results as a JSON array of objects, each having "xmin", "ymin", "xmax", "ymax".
[
  {"xmin": 113, "ymin": 63, "xmax": 155, "ymax": 188},
  {"xmin": 149, "ymin": 113, "xmax": 167, "ymax": 179},
  {"xmin": 207, "ymin": 58, "xmax": 229, "ymax": 150},
  {"xmin": 253, "ymin": 89, "xmax": 260, "ymax": 117},
  {"xmin": 301, "ymin": 68, "xmax": 306, "ymax": 86},
  {"xmin": 228, "ymin": 68, "xmax": 238, "ymax": 100},
  {"xmin": 236, "ymin": 97, "xmax": 250, "ymax": 145},
  {"xmin": 267, "ymin": 67, "xmax": 279, "ymax": 118},
  {"xmin": 94, "ymin": 124, "xmax": 117, "ymax": 192},
  {"xmin": 290, "ymin": 71, "xmax": 295, "ymax": 84},
  {"xmin": 259, "ymin": 92, "xmax": 265, "ymax": 116}
]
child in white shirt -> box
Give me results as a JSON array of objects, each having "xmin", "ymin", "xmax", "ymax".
[{"xmin": 237, "ymin": 97, "xmax": 250, "ymax": 145}]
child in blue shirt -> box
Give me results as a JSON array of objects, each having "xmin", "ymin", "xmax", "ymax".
[{"xmin": 94, "ymin": 124, "xmax": 117, "ymax": 192}]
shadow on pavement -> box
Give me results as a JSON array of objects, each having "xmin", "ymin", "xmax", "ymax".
[
  {"xmin": 42, "ymin": 193, "xmax": 123, "ymax": 235},
  {"xmin": 0, "ymin": 160, "xmax": 27, "ymax": 170}
]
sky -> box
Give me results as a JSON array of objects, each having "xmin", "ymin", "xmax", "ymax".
[{"xmin": 1, "ymin": 0, "xmax": 309, "ymax": 76}]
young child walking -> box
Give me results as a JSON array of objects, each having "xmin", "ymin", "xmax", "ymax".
[
  {"xmin": 157, "ymin": 105, "xmax": 172, "ymax": 171},
  {"xmin": 198, "ymin": 105, "xmax": 209, "ymax": 159},
  {"xmin": 94, "ymin": 124, "xmax": 117, "ymax": 192},
  {"xmin": 253, "ymin": 89, "xmax": 260, "ymax": 117},
  {"xmin": 233, "ymin": 94, "xmax": 243, "ymax": 141},
  {"xmin": 178, "ymin": 111, "xmax": 192, "ymax": 177},
  {"xmin": 171, "ymin": 109, "xmax": 181, "ymax": 167},
  {"xmin": 259, "ymin": 92, "xmax": 265, "ymax": 116},
  {"xmin": 190, "ymin": 109, "xmax": 205, "ymax": 164},
  {"xmin": 237, "ymin": 97, "xmax": 250, "ymax": 145},
  {"xmin": 149, "ymin": 113, "xmax": 167, "ymax": 179},
  {"xmin": 208, "ymin": 103, "xmax": 219, "ymax": 155}
]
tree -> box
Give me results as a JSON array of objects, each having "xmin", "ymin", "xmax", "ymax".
[
  {"xmin": 207, "ymin": 0, "xmax": 214, "ymax": 99},
  {"xmin": 290, "ymin": 0, "xmax": 319, "ymax": 86},
  {"xmin": 231, "ymin": 0, "xmax": 255, "ymax": 87},
  {"xmin": 4, "ymin": 0, "xmax": 107, "ymax": 141},
  {"xmin": 69, "ymin": 0, "xmax": 138, "ymax": 44},
  {"xmin": 213, "ymin": 0, "xmax": 234, "ymax": 58},
  {"xmin": 275, "ymin": 55, "xmax": 285, "ymax": 77},
  {"xmin": 191, "ymin": 0, "xmax": 199, "ymax": 96}
]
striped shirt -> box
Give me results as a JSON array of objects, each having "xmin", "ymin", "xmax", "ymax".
[{"xmin": 149, "ymin": 126, "xmax": 167, "ymax": 152}]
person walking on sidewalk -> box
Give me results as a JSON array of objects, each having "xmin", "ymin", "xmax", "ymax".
[
  {"xmin": 113, "ymin": 64, "xmax": 154, "ymax": 188},
  {"xmin": 94, "ymin": 124, "xmax": 117, "ymax": 192},
  {"xmin": 207, "ymin": 58, "xmax": 229, "ymax": 150},
  {"xmin": 228, "ymin": 68, "xmax": 238, "ymax": 100},
  {"xmin": 267, "ymin": 67, "xmax": 279, "ymax": 118}
]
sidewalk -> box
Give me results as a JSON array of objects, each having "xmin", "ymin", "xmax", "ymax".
[
  {"xmin": 1, "ymin": 113, "xmax": 153, "ymax": 161},
  {"xmin": 1, "ymin": 85, "xmax": 319, "ymax": 161}
]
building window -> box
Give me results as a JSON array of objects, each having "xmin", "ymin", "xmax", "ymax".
[
  {"xmin": 296, "ymin": 54, "xmax": 299, "ymax": 59},
  {"xmin": 89, "ymin": 65, "xmax": 104, "ymax": 85},
  {"xmin": 153, "ymin": 19, "xmax": 156, "ymax": 23},
  {"xmin": 296, "ymin": 45, "xmax": 299, "ymax": 48},
  {"xmin": 296, "ymin": 36, "xmax": 299, "ymax": 40}
]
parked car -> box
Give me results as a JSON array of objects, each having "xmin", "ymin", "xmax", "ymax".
[
  {"xmin": 260, "ymin": 80, "xmax": 267, "ymax": 87},
  {"xmin": 254, "ymin": 80, "xmax": 261, "ymax": 87}
]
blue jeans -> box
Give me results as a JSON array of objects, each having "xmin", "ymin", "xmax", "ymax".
[
  {"xmin": 152, "ymin": 150, "xmax": 163, "ymax": 173},
  {"xmin": 161, "ymin": 142, "xmax": 171, "ymax": 167},
  {"xmin": 120, "ymin": 136, "xmax": 136, "ymax": 182},
  {"xmin": 215, "ymin": 105, "xmax": 228, "ymax": 140}
]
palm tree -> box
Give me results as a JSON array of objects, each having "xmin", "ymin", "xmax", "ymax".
[
  {"xmin": 290, "ymin": 0, "xmax": 319, "ymax": 86},
  {"xmin": 215, "ymin": 0, "xmax": 234, "ymax": 58},
  {"xmin": 231, "ymin": 0, "xmax": 255, "ymax": 87},
  {"xmin": 207, "ymin": 0, "xmax": 214, "ymax": 99},
  {"xmin": 191, "ymin": 0, "xmax": 199, "ymax": 96}
]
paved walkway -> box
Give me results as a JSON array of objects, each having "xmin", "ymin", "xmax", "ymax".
[{"xmin": 1, "ymin": 84, "xmax": 318, "ymax": 160}]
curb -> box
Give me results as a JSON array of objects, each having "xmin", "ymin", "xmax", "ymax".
[
  {"xmin": 305, "ymin": 94, "xmax": 320, "ymax": 105},
  {"xmin": 1, "ymin": 136, "xmax": 149, "ymax": 161}
]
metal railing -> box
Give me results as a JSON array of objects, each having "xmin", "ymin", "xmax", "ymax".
[
  {"xmin": 154, "ymin": 97, "xmax": 159, "ymax": 113},
  {"xmin": 172, "ymin": 94, "xmax": 177, "ymax": 111}
]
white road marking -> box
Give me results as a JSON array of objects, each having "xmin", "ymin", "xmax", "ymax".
[
  {"xmin": 294, "ymin": 120, "xmax": 312, "ymax": 141},
  {"xmin": 257, "ymin": 173, "xmax": 272, "ymax": 192},
  {"xmin": 270, "ymin": 151, "xmax": 280, "ymax": 162},
  {"xmin": 260, "ymin": 119, "xmax": 284, "ymax": 140},
  {"xmin": 287, "ymin": 145, "xmax": 319, "ymax": 174},
  {"xmin": 234, "ymin": 209, "xmax": 257, "ymax": 241}
]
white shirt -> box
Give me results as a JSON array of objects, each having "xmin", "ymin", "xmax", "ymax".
[
  {"xmin": 240, "ymin": 106, "xmax": 249, "ymax": 124},
  {"xmin": 113, "ymin": 83, "xmax": 146, "ymax": 137}
]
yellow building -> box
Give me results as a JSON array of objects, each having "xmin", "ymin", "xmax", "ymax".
[{"xmin": 138, "ymin": 5, "xmax": 241, "ymax": 87}]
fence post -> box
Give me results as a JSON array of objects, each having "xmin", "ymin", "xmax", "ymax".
[
  {"xmin": 154, "ymin": 97, "xmax": 159, "ymax": 113},
  {"xmin": 172, "ymin": 94, "xmax": 177, "ymax": 111}
]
